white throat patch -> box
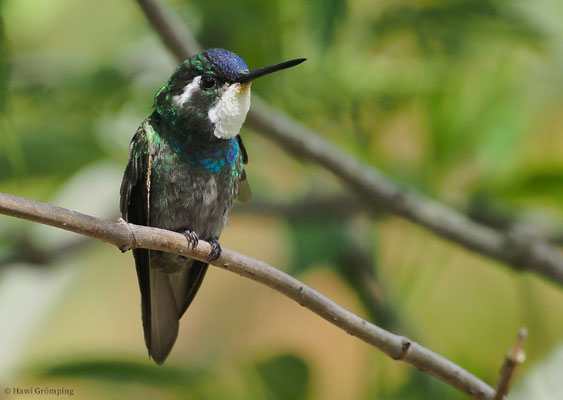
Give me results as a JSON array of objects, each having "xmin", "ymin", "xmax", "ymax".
[
  {"xmin": 172, "ymin": 76, "xmax": 201, "ymax": 106},
  {"xmin": 208, "ymin": 83, "xmax": 251, "ymax": 139}
]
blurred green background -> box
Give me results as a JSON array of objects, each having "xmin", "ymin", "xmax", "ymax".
[{"xmin": 1, "ymin": 0, "xmax": 563, "ymax": 399}]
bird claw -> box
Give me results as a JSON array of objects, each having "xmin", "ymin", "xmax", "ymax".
[
  {"xmin": 208, "ymin": 238, "xmax": 222, "ymax": 262},
  {"xmin": 182, "ymin": 230, "xmax": 199, "ymax": 249}
]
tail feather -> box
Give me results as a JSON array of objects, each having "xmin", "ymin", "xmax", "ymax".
[
  {"xmin": 135, "ymin": 251, "xmax": 209, "ymax": 365},
  {"xmin": 148, "ymin": 268, "xmax": 179, "ymax": 364},
  {"xmin": 169, "ymin": 260, "xmax": 209, "ymax": 318}
]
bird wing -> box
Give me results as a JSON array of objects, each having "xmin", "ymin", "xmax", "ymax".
[
  {"xmin": 120, "ymin": 121, "xmax": 151, "ymax": 224},
  {"xmin": 120, "ymin": 120, "xmax": 179, "ymax": 364},
  {"xmin": 235, "ymin": 134, "xmax": 252, "ymax": 203},
  {"xmin": 120, "ymin": 121, "xmax": 154, "ymax": 354}
]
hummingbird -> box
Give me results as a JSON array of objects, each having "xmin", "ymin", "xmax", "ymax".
[{"xmin": 120, "ymin": 48, "xmax": 305, "ymax": 364}]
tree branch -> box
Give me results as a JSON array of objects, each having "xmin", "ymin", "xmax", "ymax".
[
  {"xmin": 494, "ymin": 327, "xmax": 527, "ymax": 400},
  {"xmin": 137, "ymin": 0, "xmax": 201, "ymax": 57},
  {"xmin": 135, "ymin": 0, "xmax": 563, "ymax": 288},
  {"xmin": 0, "ymin": 191, "xmax": 498, "ymax": 399},
  {"xmin": 0, "ymin": 235, "xmax": 88, "ymax": 268}
]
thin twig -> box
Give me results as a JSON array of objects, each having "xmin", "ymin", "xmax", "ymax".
[
  {"xmin": 0, "ymin": 192, "xmax": 497, "ymax": 399},
  {"xmin": 134, "ymin": 0, "xmax": 563, "ymax": 288},
  {"xmin": 494, "ymin": 327, "xmax": 528, "ymax": 400}
]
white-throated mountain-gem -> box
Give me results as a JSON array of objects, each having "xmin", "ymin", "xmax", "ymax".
[{"xmin": 120, "ymin": 48, "xmax": 305, "ymax": 364}]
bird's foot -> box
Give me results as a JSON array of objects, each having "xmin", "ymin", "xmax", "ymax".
[
  {"xmin": 208, "ymin": 238, "xmax": 222, "ymax": 262},
  {"xmin": 182, "ymin": 230, "xmax": 199, "ymax": 249}
]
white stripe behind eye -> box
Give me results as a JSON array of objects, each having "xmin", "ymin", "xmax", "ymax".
[{"xmin": 172, "ymin": 76, "xmax": 201, "ymax": 106}]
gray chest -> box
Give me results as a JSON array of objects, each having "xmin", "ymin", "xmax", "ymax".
[{"xmin": 148, "ymin": 145, "xmax": 237, "ymax": 239}]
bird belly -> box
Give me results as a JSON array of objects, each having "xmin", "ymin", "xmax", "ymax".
[{"xmin": 148, "ymin": 151, "xmax": 235, "ymax": 242}]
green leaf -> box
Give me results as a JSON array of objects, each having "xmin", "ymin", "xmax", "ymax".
[
  {"xmin": 287, "ymin": 216, "xmax": 349, "ymax": 274},
  {"xmin": 35, "ymin": 359, "xmax": 205, "ymax": 387},
  {"xmin": 254, "ymin": 354, "xmax": 309, "ymax": 400}
]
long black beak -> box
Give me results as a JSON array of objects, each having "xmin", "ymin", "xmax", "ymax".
[{"xmin": 236, "ymin": 58, "xmax": 306, "ymax": 83}]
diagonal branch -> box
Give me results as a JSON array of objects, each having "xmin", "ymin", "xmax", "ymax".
[
  {"xmin": 135, "ymin": 0, "xmax": 563, "ymax": 288},
  {"xmin": 0, "ymin": 191, "xmax": 497, "ymax": 399},
  {"xmin": 137, "ymin": 0, "xmax": 201, "ymax": 57},
  {"xmin": 494, "ymin": 327, "xmax": 528, "ymax": 400}
]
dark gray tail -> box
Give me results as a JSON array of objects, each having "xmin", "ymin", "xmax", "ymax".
[{"xmin": 134, "ymin": 249, "xmax": 208, "ymax": 364}]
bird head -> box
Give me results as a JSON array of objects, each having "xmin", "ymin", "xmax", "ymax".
[{"xmin": 154, "ymin": 48, "xmax": 305, "ymax": 140}]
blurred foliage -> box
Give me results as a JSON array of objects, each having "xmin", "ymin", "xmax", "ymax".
[
  {"xmin": 0, "ymin": 0, "xmax": 8, "ymax": 113},
  {"xmin": 285, "ymin": 210, "xmax": 402, "ymax": 328},
  {"xmin": 254, "ymin": 354, "xmax": 309, "ymax": 400},
  {"xmin": 371, "ymin": 0, "xmax": 545, "ymax": 55},
  {"xmin": 37, "ymin": 359, "xmax": 206, "ymax": 390},
  {"xmin": 0, "ymin": 66, "xmax": 131, "ymax": 182},
  {"xmin": 307, "ymin": 0, "xmax": 347, "ymax": 49},
  {"xmin": 371, "ymin": 369, "xmax": 457, "ymax": 400},
  {"xmin": 286, "ymin": 215, "xmax": 349, "ymax": 275},
  {"xmin": 31, "ymin": 354, "xmax": 309, "ymax": 400},
  {"xmin": 1, "ymin": 0, "xmax": 563, "ymax": 399}
]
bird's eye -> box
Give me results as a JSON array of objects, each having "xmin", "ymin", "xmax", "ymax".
[{"xmin": 200, "ymin": 75, "xmax": 217, "ymax": 90}]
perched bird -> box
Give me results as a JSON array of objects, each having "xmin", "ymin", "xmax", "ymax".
[{"xmin": 120, "ymin": 48, "xmax": 305, "ymax": 364}]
